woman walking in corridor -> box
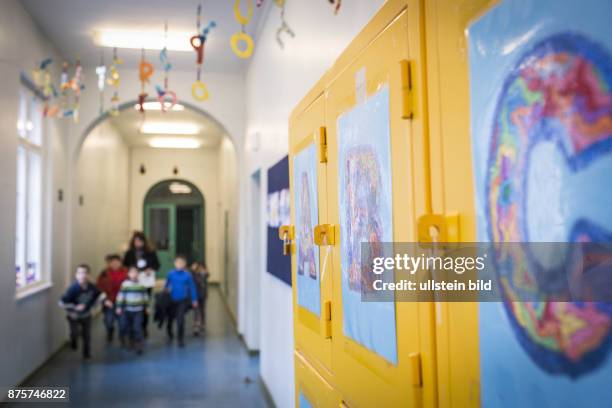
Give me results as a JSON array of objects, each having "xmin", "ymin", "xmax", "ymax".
[{"xmin": 123, "ymin": 231, "xmax": 160, "ymax": 337}]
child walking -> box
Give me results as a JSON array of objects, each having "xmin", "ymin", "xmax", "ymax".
[
  {"xmin": 97, "ymin": 254, "xmax": 127, "ymax": 343},
  {"xmin": 165, "ymin": 255, "xmax": 198, "ymax": 347},
  {"xmin": 190, "ymin": 261, "xmax": 210, "ymax": 335},
  {"xmin": 116, "ymin": 267, "xmax": 149, "ymax": 354},
  {"xmin": 59, "ymin": 264, "xmax": 101, "ymax": 360}
]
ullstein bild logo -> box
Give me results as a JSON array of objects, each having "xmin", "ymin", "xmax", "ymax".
[{"xmin": 358, "ymin": 242, "xmax": 612, "ymax": 302}]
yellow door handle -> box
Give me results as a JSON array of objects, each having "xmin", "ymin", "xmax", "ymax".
[
  {"xmin": 279, "ymin": 225, "xmax": 294, "ymax": 255},
  {"xmin": 314, "ymin": 224, "xmax": 336, "ymax": 246}
]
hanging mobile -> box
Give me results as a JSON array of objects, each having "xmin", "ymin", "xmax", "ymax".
[
  {"xmin": 191, "ymin": 4, "xmax": 216, "ymax": 102},
  {"xmin": 231, "ymin": 0, "xmax": 255, "ymax": 59},
  {"xmin": 32, "ymin": 58, "xmax": 59, "ymax": 117},
  {"xmin": 59, "ymin": 61, "xmax": 73, "ymax": 118},
  {"xmin": 157, "ymin": 21, "xmax": 177, "ymax": 111},
  {"xmin": 107, "ymin": 47, "xmax": 123, "ymax": 116},
  {"xmin": 138, "ymin": 48, "xmax": 154, "ymax": 113},
  {"xmin": 275, "ymin": 0, "xmax": 295, "ymax": 49},
  {"xmin": 95, "ymin": 50, "xmax": 107, "ymax": 115},
  {"xmin": 71, "ymin": 58, "xmax": 84, "ymax": 123},
  {"xmin": 328, "ymin": 0, "xmax": 341, "ymax": 14}
]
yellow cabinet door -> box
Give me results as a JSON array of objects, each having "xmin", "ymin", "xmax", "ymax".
[
  {"xmin": 423, "ymin": 1, "xmax": 494, "ymax": 407},
  {"xmin": 325, "ymin": 5, "xmax": 435, "ymax": 407},
  {"xmin": 289, "ymin": 93, "xmax": 333, "ymax": 375},
  {"xmin": 295, "ymin": 350, "xmax": 341, "ymax": 408}
]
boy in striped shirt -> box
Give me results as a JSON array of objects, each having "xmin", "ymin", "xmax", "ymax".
[{"xmin": 116, "ymin": 267, "xmax": 149, "ymax": 354}]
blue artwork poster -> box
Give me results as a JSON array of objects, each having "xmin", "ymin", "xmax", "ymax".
[
  {"xmin": 338, "ymin": 86, "xmax": 397, "ymax": 364},
  {"xmin": 266, "ymin": 156, "xmax": 291, "ymax": 286},
  {"xmin": 468, "ymin": 0, "xmax": 612, "ymax": 406},
  {"xmin": 293, "ymin": 144, "xmax": 321, "ymax": 316}
]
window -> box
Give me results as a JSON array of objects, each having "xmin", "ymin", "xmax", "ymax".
[{"xmin": 15, "ymin": 85, "xmax": 47, "ymax": 292}]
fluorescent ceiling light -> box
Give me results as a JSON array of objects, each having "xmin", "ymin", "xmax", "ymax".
[
  {"xmin": 149, "ymin": 137, "xmax": 202, "ymax": 149},
  {"xmin": 169, "ymin": 182, "xmax": 192, "ymax": 194},
  {"xmin": 140, "ymin": 122, "xmax": 199, "ymax": 135},
  {"xmin": 134, "ymin": 102, "xmax": 185, "ymax": 111},
  {"xmin": 95, "ymin": 29, "xmax": 193, "ymax": 51}
]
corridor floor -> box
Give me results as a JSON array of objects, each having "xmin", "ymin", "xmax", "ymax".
[{"xmin": 11, "ymin": 287, "xmax": 270, "ymax": 408}]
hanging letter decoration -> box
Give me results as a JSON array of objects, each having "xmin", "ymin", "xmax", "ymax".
[
  {"xmin": 138, "ymin": 48, "xmax": 154, "ymax": 113},
  {"xmin": 275, "ymin": 0, "xmax": 295, "ymax": 49},
  {"xmin": 191, "ymin": 4, "xmax": 216, "ymax": 102},
  {"xmin": 157, "ymin": 22, "xmax": 178, "ymax": 112},
  {"xmin": 231, "ymin": 0, "xmax": 255, "ymax": 59},
  {"xmin": 107, "ymin": 47, "xmax": 123, "ymax": 116}
]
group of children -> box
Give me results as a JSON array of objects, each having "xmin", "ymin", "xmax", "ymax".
[{"xmin": 59, "ymin": 244, "xmax": 209, "ymax": 360}]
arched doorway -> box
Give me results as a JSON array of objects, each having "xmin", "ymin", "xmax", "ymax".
[{"xmin": 143, "ymin": 179, "xmax": 205, "ymax": 278}]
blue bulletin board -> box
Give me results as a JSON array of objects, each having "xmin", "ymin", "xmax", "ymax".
[
  {"xmin": 266, "ymin": 156, "xmax": 291, "ymax": 286},
  {"xmin": 468, "ymin": 0, "xmax": 612, "ymax": 406}
]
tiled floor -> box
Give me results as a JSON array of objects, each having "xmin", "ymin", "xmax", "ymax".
[{"xmin": 12, "ymin": 288, "xmax": 270, "ymax": 408}]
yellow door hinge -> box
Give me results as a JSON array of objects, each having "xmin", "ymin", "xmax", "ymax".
[
  {"xmin": 409, "ymin": 352, "xmax": 423, "ymax": 387},
  {"xmin": 417, "ymin": 213, "xmax": 460, "ymax": 243},
  {"xmin": 317, "ymin": 126, "xmax": 327, "ymax": 163},
  {"xmin": 314, "ymin": 224, "xmax": 336, "ymax": 246},
  {"xmin": 400, "ymin": 59, "xmax": 414, "ymax": 120},
  {"xmin": 323, "ymin": 300, "xmax": 332, "ymax": 339}
]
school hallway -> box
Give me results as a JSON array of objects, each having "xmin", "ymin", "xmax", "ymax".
[
  {"xmin": 10, "ymin": 287, "xmax": 268, "ymax": 408},
  {"xmin": 1, "ymin": 0, "xmax": 612, "ymax": 407}
]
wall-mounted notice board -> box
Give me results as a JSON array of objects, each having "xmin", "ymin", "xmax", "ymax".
[{"xmin": 266, "ymin": 155, "xmax": 291, "ymax": 286}]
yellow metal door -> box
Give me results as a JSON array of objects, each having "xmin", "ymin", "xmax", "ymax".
[
  {"xmin": 295, "ymin": 350, "xmax": 341, "ymax": 408},
  {"xmin": 423, "ymin": 0, "xmax": 495, "ymax": 407},
  {"xmin": 289, "ymin": 93, "xmax": 334, "ymax": 378},
  {"xmin": 325, "ymin": 4, "xmax": 436, "ymax": 407}
]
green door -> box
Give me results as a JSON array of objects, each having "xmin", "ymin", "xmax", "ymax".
[{"xmin": 144, "ymin": 203, "xmax": 176, "ymax": 279}]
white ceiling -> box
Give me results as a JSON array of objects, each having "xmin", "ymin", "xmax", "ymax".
[
  {"xmin": 21, "ymin": 0, "xmax": 268, "ymax": 72},
  {"xmin": 108, "ymin": 105, "xmax": 225, "ymax": 148}
]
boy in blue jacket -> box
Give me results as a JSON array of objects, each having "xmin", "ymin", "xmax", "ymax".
[
  {"xmin": 59, "ymin": 264, "xmax": 101, "ymax": 360},
  {"xmin": 164, "ymin": 255, "xmax": 198, "ymax": 347}
]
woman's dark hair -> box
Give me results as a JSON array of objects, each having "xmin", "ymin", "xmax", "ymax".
[{"xmin": 129, "ymin": 231, "xmax": 151, "ymax": 252}]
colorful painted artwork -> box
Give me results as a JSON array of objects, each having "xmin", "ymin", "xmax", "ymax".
[
  {"xmin": 267, "ymin": 188, "xmax": 290, "ymax": 228},
  {"xmin": 469, "ymin": 0, "xmax": 612, "ymax": 405},
  {"xmin": 279, "ymin": 188, "xmax": 291, "ymax": 227},
  {"xmin": 267, "ymin": 191, "xmax": 280, "ymax": 228},
  {"xmin": 338, "ymin": 85, "xmax": 397, "ymax": 364},
  {"xmin": 294, "ymin": 144, "xmax": 321, "ymax": 316}
]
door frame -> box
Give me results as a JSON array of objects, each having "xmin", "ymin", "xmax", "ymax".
[
  {"xmin": 143, "ymin": 203, "xmax": 176, "ymax": 279},
  {"xmin": 142, "ymin": 179, "xmax": 206, "ymax": 270}
]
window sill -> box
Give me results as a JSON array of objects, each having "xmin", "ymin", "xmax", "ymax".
[{"xmin": 16, "ymin": 281, "xmax": 53, "ymax": 301}]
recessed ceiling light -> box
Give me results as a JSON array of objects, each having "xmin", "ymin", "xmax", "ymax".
[
  {"xmin": 134, "ymin": 102, "xmax": 185, "ymax": 112},
  {"xmin": 94, "ymin": 29, "xmax": 193, "ymax": 52},
  {"xmin": 149, "ymin": 137, "xmax": 202, "ymax": 149},
  {"xmin": 140, "ymin": 122, "xmax": 199, "ymax": 135}
]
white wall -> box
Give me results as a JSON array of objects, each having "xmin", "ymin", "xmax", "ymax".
[
  {"xmin": 72, "ymin": 121, "xmax": 130, "ymax": 274},
  {"xmin": 217, "ymin": 138, "xmax": 239, "ymax": 316},
  {"xmin": 129, "ymin": 145, "xmax": 225, "ymax": 282},
  {"xmin": 0, "ymin": 0, "xmax": 70, "ymax": 388},
  {"xmin": 244, "ymin": 2, "xmax": 385, "ymax": 407}
]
